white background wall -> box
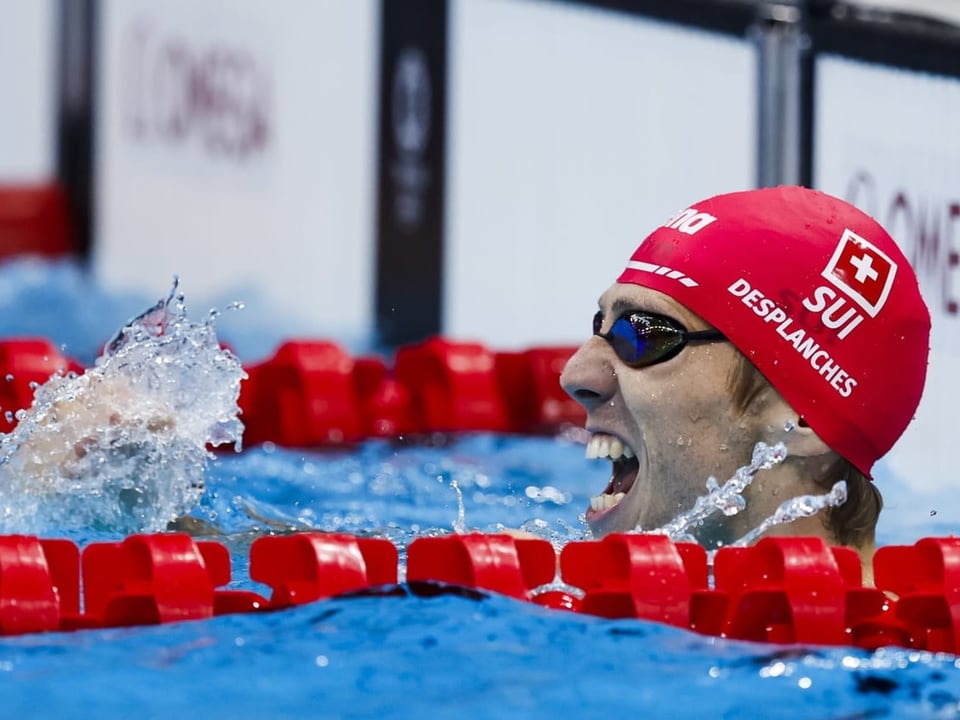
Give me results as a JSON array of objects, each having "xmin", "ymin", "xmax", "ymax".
[
  {"xmin": 444, "ymin": 0, "xmax": 756, "ymax": 348},
  {"xmin": 815, "ymin": 55, "xmax": 960, "ymax": 493},
  {"xmin": 0, "ymin": 0, "xmax": 57, "ymax": 181},
  {"xmin": 94, "ymin": 0, "xmax": 380, "ymax": 355}
]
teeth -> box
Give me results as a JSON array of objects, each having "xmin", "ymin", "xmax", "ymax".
[
  {"xmin": 589, "ymin": 492, "xmax": 626, "ymax": 512},
  {"xmin": 609, "ymin": 438, "xmax": 623, "ymax": 460},
  {"xmin": 584, "ymin": 433, "xmax": 635, "ymax": 461}
]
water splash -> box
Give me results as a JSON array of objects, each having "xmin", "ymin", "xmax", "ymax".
[
  {"xmin": 514, "ymin": 517, "xmax": 587, "ymax": 548},
  {"xmin": 0, "ymin": 279, "xmax": 246, "ymax": 534},
  {"xmin": 730, "ymin": 480, "xmax": 848, "ymax": 548},
  {"xmin": 651, "ymin": 441, "xmax": 788, "ymax": 542},
  {"xmin": 450, "ymin": 478, "xmax": 466, "ymax": 534}
]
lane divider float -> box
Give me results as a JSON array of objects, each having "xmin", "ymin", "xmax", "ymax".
[
  {"xmin": 0, "ymin": 338, "xmax": 584, "ymax": 444},
  {"xmin": 0, "ymin": 531, "xmax": 957, "ymax": 654}
]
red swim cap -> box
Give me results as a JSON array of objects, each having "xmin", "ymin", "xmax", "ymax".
[{"xmin": 617, "ymin": 186, "xmax": 930, "ymax": 476}]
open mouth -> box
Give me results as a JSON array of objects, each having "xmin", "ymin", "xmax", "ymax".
[{"xmin": 585, "ymin": 433, "xmax": 640, "ymax": 516}]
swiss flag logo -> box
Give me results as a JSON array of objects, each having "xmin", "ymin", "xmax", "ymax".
[{"xmin": 822, "ymin": 229, "xmax": 897, "ymax": 317}]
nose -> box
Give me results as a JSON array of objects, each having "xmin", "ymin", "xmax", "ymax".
[{"xmin": 560, "ymin": 337, "xmax": 618, "ymax": 411}]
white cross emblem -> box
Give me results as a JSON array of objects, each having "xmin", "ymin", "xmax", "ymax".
[
  {"xmin": 822, "ymin": 228, "xmax": 898, "ymax": 317},
  {"xmin": 849, "ymin": 252, "xmax": 879, "ymax": 284}
]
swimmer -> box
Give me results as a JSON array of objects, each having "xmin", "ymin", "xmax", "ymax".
[
  {"xmin": 6, "ymin": 371, "xmax": 176, "ymax": 489},
  {"xmin": 0, "ymin": 283, "xmax": 245, "ymax": 533},
  {"xmin": 561, "ymin": 186, "xmax": 930, "ymax": 577}
]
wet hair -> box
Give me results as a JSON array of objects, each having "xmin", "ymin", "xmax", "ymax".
[{"xmin": 728, "ymin": 353, "xmax": 881, "ymax": 549}]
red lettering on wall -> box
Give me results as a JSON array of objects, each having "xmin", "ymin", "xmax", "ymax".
[
  {"xmin": 122, "ymin": 21, "xmax": 271, "ymax": 162},
  {"xmin": 846, "ymin": 171, "xmax": 959, "ymax": 317}
]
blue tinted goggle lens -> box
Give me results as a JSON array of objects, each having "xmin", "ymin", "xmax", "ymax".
[{"xmin": 592, "ymin": 310, "xmax": 726, "ymax": 368}]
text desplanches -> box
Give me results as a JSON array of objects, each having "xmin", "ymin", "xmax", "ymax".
[{"xmin": 728, "ymin": 278, "xmax": 858, "ymax": 399}]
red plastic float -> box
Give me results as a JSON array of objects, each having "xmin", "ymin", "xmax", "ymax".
[
  {"xmin": 394, "ymin": 338, "xmax": 512, "ymax": 434},
  {"xmin": 496, "ymin": 347, "xmax": 585, "ymax": 433},
  {"xmin": 874, "ymin": 537, "xmax": 960, "ymax": 652},
  {"xmin": 560, "ymin": 534, "xmax": 707, "ymax": 627},
  {"xmin": 0, "ymin": 340, "xmax": 84, "ymax": 434},
  {"xmin": 240, "ymin": 340, "xmax": 364, "ymax": 447},
  {"xmin": 0, "ymin": 183, "xmax": 74, "ymax": 260},
  {"xmin": 0, "ymin": 536, "xmax": 70, "ymax": 635},
  {"xmin": 250, "ymin": 533, "xmax": 397, "ymax": 607},
  {"xmin": 0, "ymin": 332, "xmax": 582, "ymax": 447},
  {"xmin": 407, "ymin": 533, "xmax": 556, "ymax": 600},
  {"xmin": 0, "ymin": 531, "xmax": 955, "ymax": 654}
]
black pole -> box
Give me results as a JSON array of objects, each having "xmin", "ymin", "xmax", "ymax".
[
  {"xmin": 55, "ymin": 0, "xmax": 97, "ymax": 260},
  {"xmin": 374, "ymin": 0, "xmax": 449, "ymax": 348}
]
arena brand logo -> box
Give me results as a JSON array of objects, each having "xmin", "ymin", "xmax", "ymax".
[
  {"xmin": 662, "ymin": 207, "xmax": 716, "ymax": 236},
  {"xmin": 624, "ymin": 261, "xmax": 700, "ymax": 287},
  {"xmin": 822, "ymin": 229, "xmax": 898, "ymax": 317}
]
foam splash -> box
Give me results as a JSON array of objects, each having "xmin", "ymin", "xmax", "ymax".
[{"xmin": 0, "ymin": 280, "xmax": 246, "ymax": 534}]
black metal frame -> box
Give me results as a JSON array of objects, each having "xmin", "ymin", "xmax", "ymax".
[
  {"xmin": 554, "ymin": 0, "xmax": 757, "ymax": 37},
  {"xmin": 374, "ymin": 0, "xmax": 449, "ymax": 347},
  {"xmin": 805, "ymin": 2, "xmax": 960, "ymax": 189},
  {"xmin": 809, "ymin": 3, "xmax": 960, "ymax": 78},
  {"xmin": 56, "ymin": 0, "xmax": 98, "ymax": 260}
]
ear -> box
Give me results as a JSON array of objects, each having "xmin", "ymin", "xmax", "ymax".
[
  {"xmin": 760, "ymin": 393, "xmax": 833, "ymax": 460},
  {"xmin": 780, "ymin": 416, "xmax": 834, "ymax": 459}
]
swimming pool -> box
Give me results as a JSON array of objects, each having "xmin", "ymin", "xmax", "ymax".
[{"xmin": 0, "ymin": 259, "xmax": 958, "ymax": 718}]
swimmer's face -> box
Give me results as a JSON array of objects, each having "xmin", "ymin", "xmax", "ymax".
[{"xmin": 561, "ymin": 283, "xmax": 771, "ymax": 541}]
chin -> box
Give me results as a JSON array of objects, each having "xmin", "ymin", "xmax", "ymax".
[{"xmin": 585, "ymin": 502, "xmax": 643, "ymax": 537}]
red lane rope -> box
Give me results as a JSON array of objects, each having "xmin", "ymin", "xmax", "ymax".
[
  {"xmin": 0, "ymin": 531, "xmax": 955, "ymax": 653},
  {"xmin": 241, "ymin": 338, "xmax": 585, "ymax": 446},
  {"xmin": 0, "ymin": 184, "xmax": 74, "ymax": 262},
  {"xmin": 0, "ymin": 337, "xmax": 584, "ymax": 443}
]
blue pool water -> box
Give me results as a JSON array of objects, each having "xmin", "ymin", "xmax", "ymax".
[{"xmin": 0, "ymin": 259, "xmax": 958, "ymax": 718}]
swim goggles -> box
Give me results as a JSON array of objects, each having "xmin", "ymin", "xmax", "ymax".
[{"xmin": 593, "ymin": 310, "xmax": 727, "ymax": 368}]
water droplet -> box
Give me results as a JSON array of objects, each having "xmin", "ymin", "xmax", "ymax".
[
  {"xmin": 3, "ymin": 375, "xmax": 11, "ymax": 382},
  {"xmin": 784, "ymin": 419, "xmax": 796, "ymax": 432},
  {"xmin": 931, "ymin": 509, "xmax": 938, "ymax": 517}
]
